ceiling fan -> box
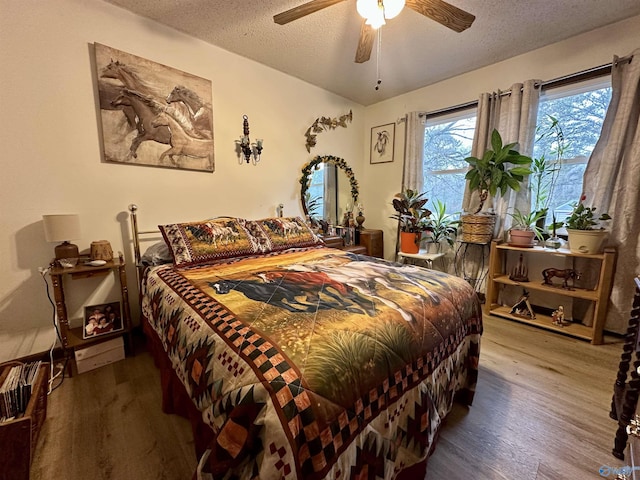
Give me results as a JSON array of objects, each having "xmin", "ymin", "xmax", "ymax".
[{"xmin": 273, "ymin": 0, "xmax": 475, "ymax": 63}]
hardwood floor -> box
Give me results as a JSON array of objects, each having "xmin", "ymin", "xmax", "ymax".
[{"xmin": 30, "ymin": 316, "xmax": 630, "ymax": 479}]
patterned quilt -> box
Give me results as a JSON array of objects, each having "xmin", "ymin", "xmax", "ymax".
[{"xmin": 141, "ymin": 247, "xmax": 482, "ymax": 479}]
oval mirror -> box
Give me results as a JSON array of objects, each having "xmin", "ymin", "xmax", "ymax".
[{"xmin": 300, "ymin": 155, "xmax": 359, "ymax": 226}]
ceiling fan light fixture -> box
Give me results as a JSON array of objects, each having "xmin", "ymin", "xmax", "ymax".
[
  {"xmin": 357, "ymin": 0, "xmax": 405, "ymax": 23},
  {"xmin": 365, "ymin": 6, "xmax": 386, "ymax": 29},
  {"xmin": 382, "ymin": 0, "xmax": 405, "ymax": 19}
]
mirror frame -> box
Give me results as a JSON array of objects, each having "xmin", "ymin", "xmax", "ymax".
[{"xmin": 300, "ymin": 155, "xmax": 359, "ymax": 219}]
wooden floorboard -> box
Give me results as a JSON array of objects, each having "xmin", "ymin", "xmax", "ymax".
[{"xmin": 29, "ymin": 316, "xmax": 631, "ymax": 479}]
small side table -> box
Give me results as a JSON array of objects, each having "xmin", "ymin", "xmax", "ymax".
[
  {"xmin": 397, "ymin": 250, "xmax": 445, "ymax": 270},
  {"xmin": 49, "ymin": 254, "xmax": 133, "ymax": 376}
]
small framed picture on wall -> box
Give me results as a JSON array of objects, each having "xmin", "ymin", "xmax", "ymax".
[{"xmin": 370, "ymin": 123, "xmax": 395, "ymax": 164}]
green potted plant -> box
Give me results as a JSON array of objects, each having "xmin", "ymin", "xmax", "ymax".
[
  {"xmin": 424, "ymin": 199, "xmax": 459, "ymax": 253},
  {"xmin": 507, "ymin": 209, "xmax": 546, "ymax": 247},
  {"xmin": 391, "ymin": 188, "xmax": 432, "ymax": 254},
  {"xmin": 462, "ymin": 129, "xmax": 533, "ymax": 243},
  {"xmin": 552, "ymin": 195, "xmax": 611, "ymax": 254},
  {"xmin": 530, "ymin": 115, "xmax": 568, "ymax": 228}
]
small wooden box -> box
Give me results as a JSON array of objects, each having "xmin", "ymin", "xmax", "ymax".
[
  {"xmin": 0, "ymin": 363, "xmax": 48, "ymax": 480},
  {"xmin": 359, "ymin": 229, "xmax": 384, "ymax": 258},
  {"xmin": 75, "ymin": 337, "xmax": 125, "ymax": 374}
]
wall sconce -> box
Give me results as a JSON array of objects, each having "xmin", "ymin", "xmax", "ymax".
[{"xmin": 236, "ymin": 115, "xmax": 263, "ymax": 165}]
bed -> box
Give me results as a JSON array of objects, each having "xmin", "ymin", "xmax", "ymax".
[{"xmin": 129, "ymin": 206, "xmax": 482, "ymax": 479}]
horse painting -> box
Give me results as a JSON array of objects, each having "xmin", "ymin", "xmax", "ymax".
[
  {"xmin": 166, "ymin": 85, "xmax": 213, "ymax": 139},
  {"xmin": 111, "ymin": 89, "xmax": 171, "ymax": 159},
  {"xmin": 95, "ymin": 43, "xmax": 214, "ymax": 172},
  {"xmin": 151, "ymin": 111, "xmax": 213, "ymax": 168}
]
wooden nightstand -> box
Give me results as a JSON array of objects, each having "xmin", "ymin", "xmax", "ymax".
[
  {"xmin": 359, "ymin": 229, "xmax": 383, "ymax": 258},
  {"xmin": 320, "ymin": 235, "xmax": 367, "ymax": 254},
  {"xmin": 48, "ymin": 254, "xmax": 133, "ymax": 376}
]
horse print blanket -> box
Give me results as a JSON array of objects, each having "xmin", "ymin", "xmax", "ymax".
[{"xmin": 141, "ymin": 247, "xmax": 482, "ymax": 479}]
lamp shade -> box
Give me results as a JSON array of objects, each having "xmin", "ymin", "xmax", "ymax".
[{"xmin": 43, "ymin": 214, "xmax": 81, "ymax": 242}]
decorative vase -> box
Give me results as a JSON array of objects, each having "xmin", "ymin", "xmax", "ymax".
[
  {"xmin": 566, "ymin": 229, "xmax": 607, "ymax": 254},
  {"xmin": 400, "ymin": 231, "xmax": 420, "ymax": 254},
  {"xmin": 356, "ymin": 213, "xmax": 365, "ymax": 228},
  {"xmin": 508, "ymin": 229, "xmax": 535, "ymax": 248},
  {"xmin": 545, "ymin": 236, "xmax": 562, "ymax": 249}
]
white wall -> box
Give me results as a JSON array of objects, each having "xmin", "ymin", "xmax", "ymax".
[
  {"xmin": 0, "ymin": 0, "xmax": 364, "ymax": 362},
  {"xmin": 360, "ymin": 15, "xmax": 640, "ymax": 261}
]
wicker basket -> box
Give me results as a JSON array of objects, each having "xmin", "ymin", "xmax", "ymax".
[{"xmin": 460, "ymin": 214, "xmax": 496, "ymax": 244}]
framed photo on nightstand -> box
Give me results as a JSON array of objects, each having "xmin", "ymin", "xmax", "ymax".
[
  {"xmin": 370, "ymin": 123, "xmax": 395, "ymax": 164},
  {"xmin": 83, "ymin": 301, "xmax": 123, "ymax": 339}
]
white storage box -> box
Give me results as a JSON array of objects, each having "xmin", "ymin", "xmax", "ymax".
[{"xmin": 75, "ymin": 337, "xmax": 125, "ymax": 374}]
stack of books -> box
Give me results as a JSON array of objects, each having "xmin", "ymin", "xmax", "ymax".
[{"xmin": 0, "ymin": 361, "xmax": 42, "ymax": 422}]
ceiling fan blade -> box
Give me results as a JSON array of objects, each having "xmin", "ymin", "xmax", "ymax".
[
  {"xmin": 274, "ymin": 0, "xmax": 347, "ymax": 25},
  {"xmin": 405, "ymin": 0, "xmax": 475, "ymax": 33},
  {"xmin": 355, "ymin": 22, "xmax": 375, "ymax": 63}
]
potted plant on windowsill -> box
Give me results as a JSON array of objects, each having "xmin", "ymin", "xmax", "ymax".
[
  {"xmin": 531, "ymin": 115, "xmax": 568, "ymax": 230},
  {"xmin": 391, "ymin": 188, "xmax": 432, "ymax": 254},
  {"xmin": 424, "ymin": 199, "xmax": 459, "ymax": 253},
  {"xmin": 462, "ymin": 129, "xmax": 533, "ymax": 243},
  {"xmin": 551, "ymin": 196, "xmax": 611, "ymax": 254},
  {"xmin": 507, "ymin": 209, "xmax": 546, "ymax": 247}
]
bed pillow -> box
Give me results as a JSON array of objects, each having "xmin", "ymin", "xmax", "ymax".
[
  {"xmin": 159, "ymin": 218, "xmax": 259, "ymax": 267},
  {"xmin": 140, "ymin": 241, "xmax": 173, "ymax": 266},
  {"xmin": 248, "ymin": 216, "xmax": 323, "ymax": 252}
]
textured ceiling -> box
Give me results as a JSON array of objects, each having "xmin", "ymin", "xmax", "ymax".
[{"xmin": 103, "ymin": 0, "xmax": 640, "ymax": 106}]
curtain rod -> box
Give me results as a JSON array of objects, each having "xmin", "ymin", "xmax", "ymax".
[{"xmin": 416, "ymin": 54, "xmax": 633, "ymax": 120}]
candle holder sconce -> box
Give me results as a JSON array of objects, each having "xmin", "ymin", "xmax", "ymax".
[{"xmin": 236, "ymin": 115, "xmax": 263, "ymax": 165}]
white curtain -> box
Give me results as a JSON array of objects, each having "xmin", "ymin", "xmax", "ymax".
[
  {"xmin": 580, "ymin": 49, "xmax": 640, "ymax": 333},
  {"xmin": 402, "ymin": 112, "xmax": 425, "ymax": 191},
  {"xmin": 457, "ymin": 81, "xmax": 539, "ymax": 294},
  {"xmin": 462, "ymin": 80, "xmax": 540, "ymax": 239}
]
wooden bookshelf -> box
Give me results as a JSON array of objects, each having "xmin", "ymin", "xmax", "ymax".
[{"xmin": 485, "ymin": 240, "xmax": 616, "ymax": 345}]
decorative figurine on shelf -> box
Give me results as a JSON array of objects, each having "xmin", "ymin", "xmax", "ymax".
[
  {"xmin": 542, "ymin": 268, "xmax": 581, "ymax": 290},
  {"xmin": 356, "ymin": 203, "xmax": 365, "ymax": 229},
  {"xmin": 509, "ymin": 253, "xmax": 529, "ymax": 282},
  {"xmin": 509, "ymin": 289, "xmax": 536, "ymax": 319},
  {"xmin": 552, "ymin": 306, "xmax": 566, "ymax": 326}
]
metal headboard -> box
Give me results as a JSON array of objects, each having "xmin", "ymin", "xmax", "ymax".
[{"xmin": 128, "ymin": 204, "xmax": 162, "ymax": 279}]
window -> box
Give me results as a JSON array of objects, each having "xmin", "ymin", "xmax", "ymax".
[
  {"xmin": 421, "ymin": 77, "xmax": 611, "ymax": 221},
  {"xmin": 422, "ymin": 109, "xmax": 477, "ymax": 216},
  {"xmin": 532, "ymin": 78, "xmax": 612, "ymax": 221}
]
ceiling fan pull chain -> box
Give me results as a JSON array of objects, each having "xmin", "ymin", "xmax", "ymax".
[{"xmin": 375, "ymin": 29, "xmax": 382, "ymax": 90}]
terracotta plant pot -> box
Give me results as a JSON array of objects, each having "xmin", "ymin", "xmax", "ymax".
[
  {"xmin": 509, "ymin": 229, "xmax": 535, "ymax": 247},
  {"xmin": 400, "ymin": 231, "xmax": 420, "ymax": 254}
]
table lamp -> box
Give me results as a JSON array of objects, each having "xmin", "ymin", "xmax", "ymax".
[{"xmin": 43, "ymin": 214, "xmax": 81, "ymax": 260}]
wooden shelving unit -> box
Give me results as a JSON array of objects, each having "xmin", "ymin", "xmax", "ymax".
[{"xmin": 485, "ymin": 240, "xmax": 617, "ymax": 344}]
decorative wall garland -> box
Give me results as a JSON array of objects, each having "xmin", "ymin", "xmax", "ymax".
[{"xmin": 304, "ymin": 110, "xmax": 353, "ymax": 152}]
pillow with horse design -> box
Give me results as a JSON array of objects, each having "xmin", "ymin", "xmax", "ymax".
[
  {"xmin": 159, "ymin": 218, "xmax": 260, "ymax": 267},
  {"xmin": 249, "ymin": 216, "xmax": 323, "ymax": 252}
]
